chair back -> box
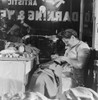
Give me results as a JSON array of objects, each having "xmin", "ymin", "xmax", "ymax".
[{"xmin": 84, "ymin": 48, "xmax": 96, "ymax": 88}]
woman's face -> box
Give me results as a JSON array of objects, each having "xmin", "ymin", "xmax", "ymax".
[
  {"xmin": 62, "ymin": 38, "xmax": 71, "ymax": 47},
  {"xmin": 62, "ymin": 36, "xmax": 74, "ymax": 47}
]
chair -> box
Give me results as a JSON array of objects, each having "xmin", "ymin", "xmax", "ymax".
[{"xmin": 84, "ymin": 48, "xmax": 96, "ymax": 90}]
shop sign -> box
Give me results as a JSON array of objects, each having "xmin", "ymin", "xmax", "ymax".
[
  {"xmin": 0, "ymin": 9, "xmax": 91, "ymax": 23},
  {"xmin": 8, "ymin": 0, "xmax": 38, "ymax": 6}
]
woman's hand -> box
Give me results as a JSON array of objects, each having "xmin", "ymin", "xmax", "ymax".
[
  {"xmin": 54, "ymin": 56, "xmax": 69, "ymax": 65},
  {"xmin": 54, "ymin": 57, "xmax": 62, "ymax": 64},
  {"xmin": 51, "ymin": 54, "xmax": 59, "ymax": 60}
]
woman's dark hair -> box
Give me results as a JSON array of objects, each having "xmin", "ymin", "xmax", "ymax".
[{"xmin": 58, "ymin": 29, "xmax": 78, "ymax": 39}]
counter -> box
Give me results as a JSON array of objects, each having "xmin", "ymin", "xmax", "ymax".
[{"xmin": 0, "ymin": 57, "xmax": 35, "ymax": 97}]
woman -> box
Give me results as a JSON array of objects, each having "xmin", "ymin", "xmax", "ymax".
[{"xmin": 55, "ymin": 29, "xmax": 90, "ymax": 92}]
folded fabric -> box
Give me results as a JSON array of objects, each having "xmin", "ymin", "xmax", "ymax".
[{"xmin": 63, "ymin": 86, "xmax": 98, "ymax": 100}]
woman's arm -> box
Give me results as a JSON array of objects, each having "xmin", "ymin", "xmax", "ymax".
[
  {"xmin": 64, "ymin": 48, "xmax": 90, "ymax": 69},
  {"xmin": 55, "ymin": 48, "xmax": 90, "ymax": 69}
]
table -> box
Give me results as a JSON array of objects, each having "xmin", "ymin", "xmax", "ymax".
[{"xmin": 0, "ymin": 57, "xmax": 35, "ymax": 97}]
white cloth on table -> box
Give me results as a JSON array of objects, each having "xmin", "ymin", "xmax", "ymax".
[{"xmin": 0, "ymin": 60, "xmax": 32, "ymax": 96}]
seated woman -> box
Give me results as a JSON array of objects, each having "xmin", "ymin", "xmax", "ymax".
[
  {"xmin": 28, "ymin": 29, "xmax": 90, "ymax": 99},
  {"xmin": 55, "ymin": 29, "xmax": 90, "ymax": 92}
]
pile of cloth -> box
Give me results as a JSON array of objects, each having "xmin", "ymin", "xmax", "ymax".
[
  {"xmin": 9, "ymin": 87, "xmax": 98, "ymax": 100},
  {"xmin": 25, "ymin": 87, "xmax": 98, "ymax": 100},
  {"xmin": 0, "ymin": 42, "xmax": 40, "ymax": 58},
  {"xmin": 61, "ymin": 86, "xmax": 98, "ymax": 100},
  {"xmin": 2, "ymin": 86, "xmax": 98, "ymax": 100}
]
